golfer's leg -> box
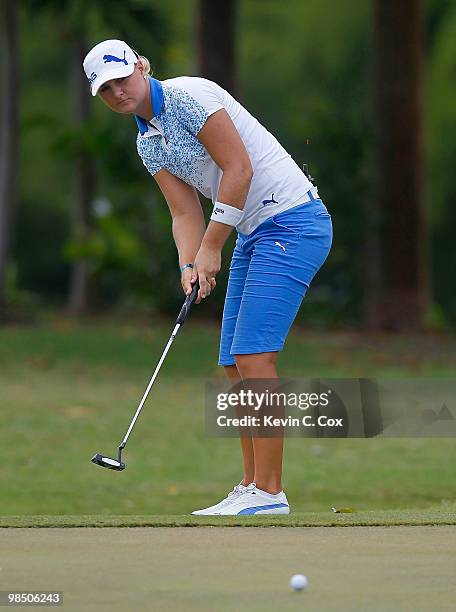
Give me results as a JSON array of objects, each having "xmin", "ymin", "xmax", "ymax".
[
  {"xmin": 219, "ymin": 236, "xmax": 255, "ymax": 485},
  {"xmin": 234, "ymin": 352, "xmax": 284, "ymax": 495},
  {"xmin": 230, "ymin": 200, "xmax": 333, "ymax": 496},
  {"xmin": 224, "ymin": 364, "xmax": 255, "ymax": 485}
]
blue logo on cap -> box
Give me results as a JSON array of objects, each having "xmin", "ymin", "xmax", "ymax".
[
  {"xmin": 88, "ymin": 72, "xmax": 97, "ymax": 84},
  {"xmin": 103, "ymin": 50, "xmax": 128, "ymax": 65}
]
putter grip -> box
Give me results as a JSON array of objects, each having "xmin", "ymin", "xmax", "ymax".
[{"xmin": 176, "ymin": 282, "xmax": 199, "ymax": 325}]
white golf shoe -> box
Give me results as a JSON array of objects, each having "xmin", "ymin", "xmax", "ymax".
[
  {"xmin": 213, "ymin": 483, "xmax": 290, "ymax": 515},
  {"xmin": 191, "ymin": 482, "xmax": 250, "ymax": 515}
]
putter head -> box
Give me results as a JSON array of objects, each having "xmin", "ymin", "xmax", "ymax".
[{"xmin": 91, "ymin": 453, "xmax": 125, "ymax": 471}]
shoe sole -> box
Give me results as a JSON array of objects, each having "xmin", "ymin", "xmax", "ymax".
[
  {"xmin": 213, "ymin": 504, "xmax": 291, "ymax": 516},
  {"xmin": 245, "ymin": 507, "xmax": 290, "ymax": 515}
]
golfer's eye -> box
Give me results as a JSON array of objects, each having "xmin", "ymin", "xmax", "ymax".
[
  {"xmin": 99, "ymin": 85, "xmax": 109, "ymax": 93},
  {"xmin": 116, "ymin": 77, "xmax": 126, "ymax": 83}
]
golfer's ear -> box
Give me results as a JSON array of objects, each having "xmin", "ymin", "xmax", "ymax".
[{"xmin": 136, "ymin": 60, "xmax": 146, "ymax": 78}]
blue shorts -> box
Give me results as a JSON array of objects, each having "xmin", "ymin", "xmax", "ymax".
[{"xmin": 218, "ymin": 193, "xmax": 333, "ymax": 366}]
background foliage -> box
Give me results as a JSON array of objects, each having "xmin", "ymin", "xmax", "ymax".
[{"xmin": 8, "ymin": 0, "xmax": 456, "ymax": 326}]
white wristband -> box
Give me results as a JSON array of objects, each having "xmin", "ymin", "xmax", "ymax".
[{"xmin": 211, "ymin": 201, "xmax": 244, "ymax": 227}]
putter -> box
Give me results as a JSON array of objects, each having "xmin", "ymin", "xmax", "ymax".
[{"xmin": 92, "ymin": 282, "xmax": 199, "ymax": 471}]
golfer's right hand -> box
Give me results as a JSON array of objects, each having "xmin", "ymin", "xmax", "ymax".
[{"xmin": 181, "ymin": 266, "xmax": 197, "ymax": 296}]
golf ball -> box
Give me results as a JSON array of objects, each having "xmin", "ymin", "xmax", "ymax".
[{"xmin": 290, "ymin": 574, "xmax": 308, "ymax": 591}]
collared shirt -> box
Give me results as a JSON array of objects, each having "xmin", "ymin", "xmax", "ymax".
[{"xmin": 135, "ymin": 76, "xmax": 313, "ymax": 235}]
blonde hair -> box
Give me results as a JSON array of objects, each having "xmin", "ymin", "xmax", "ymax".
[{"xmin": 134, "ymin": 51, "xmax": 153, "ymax": 77}]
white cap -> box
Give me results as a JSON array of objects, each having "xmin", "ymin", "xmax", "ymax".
[{"xmin": 83, "ymin": 39, "xmax": 138, "ymax": 96}]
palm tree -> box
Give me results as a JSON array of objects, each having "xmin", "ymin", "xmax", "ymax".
[
  {"xmin": 196, "ymin": 0, "xmax": 239, "ymax": 96},
  {"xmin": 67, "ymin": 31, "xmax": 96, "ymax": 314},
  {"xmin": 0, "ymin": 0, "xmax": 19, "ymax": 316},
  {"xmin": 365, "ymin": 0, "xmax": 429, "ymax": 330}
]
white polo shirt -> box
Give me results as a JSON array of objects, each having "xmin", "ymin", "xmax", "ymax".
[{"xmin": 136, "ymin": 77, "xmax": 314, "ymax": 235}]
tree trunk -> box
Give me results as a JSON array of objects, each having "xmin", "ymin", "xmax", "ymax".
[
  {"xmin": 196, "ymin": 0, "xmax": 238, "ymax": 97},
  {"xmin": 365, "ymin": 0, "xmax": 429, "ymax": 330},
  {"xmin": 0, "ymin": 0, "xmax": 19, "ymax": 314},
  {"xmin": 67, "ymin": 36, "xmax": 96, "ymax": 315}
]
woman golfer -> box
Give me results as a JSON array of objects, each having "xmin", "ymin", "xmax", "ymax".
[{"xmin": 83, "ymin": 40, "xmax": 333, "ymax": 515}]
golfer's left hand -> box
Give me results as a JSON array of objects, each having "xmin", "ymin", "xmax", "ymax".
[{"xmin": 192, "ymin": 245, "xmax": 220, "ymax": 303}]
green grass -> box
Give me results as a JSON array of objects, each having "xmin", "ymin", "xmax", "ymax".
[
  {"xmin": 1, "ymin": 508, "xmax": 456, "ymax": 528},
  {"xmin": 1, "ymin": 317, "xmax": 456, "ymax": 516},
  {"xmin": 3, "ymin": 525, "xmax": 456, "ymax": 611}
]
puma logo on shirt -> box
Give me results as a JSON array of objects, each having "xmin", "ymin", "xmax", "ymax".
[
  {"xmin": 274, "ymin": 241, "xmax": 287, "ymax": 252},
  {"xmin": 262, "ymin": 193, "xmax": 279, "ymax": 206}
]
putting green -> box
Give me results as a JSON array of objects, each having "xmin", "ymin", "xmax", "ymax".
[{"xmin": 2, "ymin": 526, "xmax": 455, "ymax": 611}]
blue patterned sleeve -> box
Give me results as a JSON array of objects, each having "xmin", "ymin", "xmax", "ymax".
[
  {"xmin": 170, "ymin": 87, "xmax": 213, "ymax": 137},
  {"xmin": 136, "ymin": 134, "xmax": 163, "ymax": 176}
]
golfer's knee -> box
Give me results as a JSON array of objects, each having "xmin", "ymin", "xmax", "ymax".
[
  {"xmin": 224, "ymin": 364, "xmax": 240, "ymax": 381},
  {"xmin": 234, "ymin": 352, "xmax": 277, "ymax": 377}
]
